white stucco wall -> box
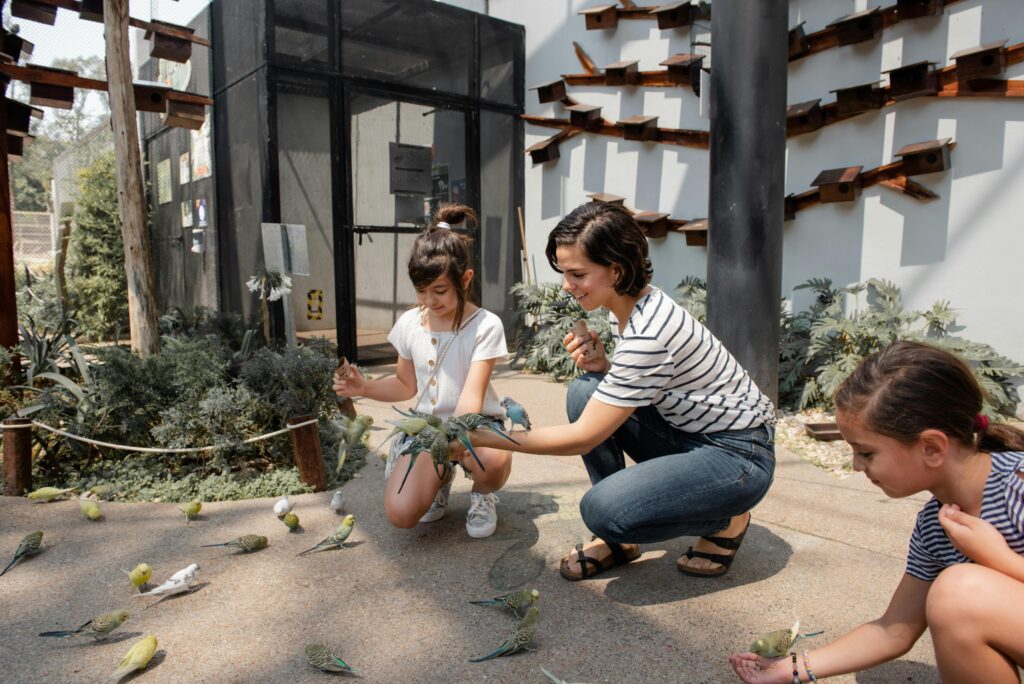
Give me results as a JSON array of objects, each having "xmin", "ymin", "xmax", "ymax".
[{"xmin": 444, "ymin": 0, "xmax": 1024, "ymax": 371}]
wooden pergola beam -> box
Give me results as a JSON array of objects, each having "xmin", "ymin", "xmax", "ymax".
[
  {"xmin": 0, "ymin": 62, "xmax": 213, "ymax": 106},
  {"xmin": 26, "ymin": 0, "xmax": 211, "ymax": 46}
]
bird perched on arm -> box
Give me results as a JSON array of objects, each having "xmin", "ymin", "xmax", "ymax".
[
  {"xmin": 178, "ymin": 500, "xmax": 202, "ymax": 524},
  {"xmin": 469, "ymin": 605, "xmax": 539, "ymax": 662},
  {"xmin": 500, "ymin": 397, "xmax": 532, "ymax": 431},
  {"xmin": 392, "ymin": 405, "xmax": 443, "ymax": 428},
  {"xmin": 379, "ymin": 416, "xmax": 432, "ymax": 448},
  {"xmin": 470, "ymin": 588, "xmax": 539, "ymax": 617},
  {"xmin": 273, "ymin": 495, "xmax": 293, "ymax": 518},
  {"xmin": 135, "ymin": 563, "xmax": 199, "ymax": 597},
  {"xmin": 1, "ymin": 531, "xmax": 44, "ymax": 577},
  {"xmin": 108, "ymin": 635, "xmax": 157, "ymax": 680},
  {"xmin": 451, "ymin": 413, "xmax": 519, "ymax": 444},
  {"xmin": 440, "ymin": 418, "xmax": 486, "ymax": 472},
  {"xmin": 297, "ymin": 515, "xmax": 355, "ymax": 556},
  {"xmin": 26, "ymin": 486, "xmax": 78, "ymax": 502},
  {"xmin": 202, "ymin": 534, "xmax": 268, "ymax": 553},
  {"xmin": 305, "ymin": 644, "xmax": 361, "ymax": 675},
  {"xmin": 749, "ymin": 620, "xmax": 824, "ymax": 658},
  {"xmin": 39, "ymin": 610, "xmax": 129, "ymax": 640},
  {"xmin": 123, "ymin": 563, "xmax": 153, "ymax": 592}
]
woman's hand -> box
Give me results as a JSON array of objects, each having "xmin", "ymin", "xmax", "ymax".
[
  {"xmin": 332, "ymin": 365, "xmax": 366, "ymax": 398},
  {"xmin": 938, "ymin": 503, "xmax": 1013, "ymax": 569},
  {"xmin": 728, "ymin": 653, "xmax": 794, "ymax": 684},
  {"xmin": 562, "ymin": 330, "xmax": 610, "ymax": 373}
]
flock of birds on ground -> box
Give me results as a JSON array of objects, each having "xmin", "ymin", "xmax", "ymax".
[{"xmin": 2, "ymin": 365, "xmax": 820, "ymax": 680}]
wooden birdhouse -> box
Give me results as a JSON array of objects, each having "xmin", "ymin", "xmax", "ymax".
[
  {"xmin": 895, "ymin": 138, "xmax": 952, "ymax": 176},
  {"xmin": 619, "ymin": 115, "xmax": 658, "ymax": 141},
  {"xmin": 828, "ymin": 8, "xmax": 883, "ymax": 47},
  {"xmin": 79, "ymin": 0, "xmax": 104, "ymax": 22},
  {"xmin": 163, "ymin": 99, "xmax": 205, "ymax": 130},
  {"xmin": 566, "ymin": 103, "xmax": 603, "ymax": 130},
  {"xmin": 7, "ymin": 134, "xmax": 26, "ymax": 158},
  {"xmin": 530, "ymin": 79, "xmax": 567, "ymax": 104},
  {"xmin": 831, "ymin": 82, "xmax": 884, "ymax": 117},
  {"xmin": 884, "ymin": 61, "xmax": 937, "ymax": 100},
  {"xmin": 145, "ymin": 20, "xmax": 194, "ymax": 64},
  {"xmin": 951, "ymin": 41, "xmax": 1008, "ymax": 84},
  {"xmin": 784, "ymin": 195, "xmax": 797, "ymax": 222},
  {"xmin": 633, "ymin": 211, "xmax": 671, "ymax": 238},
  {"xmin": 605, "ymin": 60, "xmax": 640, "ymax": 86},
  {"xmin": 2, "ymin": 33, "xmax": 34, "ymax": 63},
  {"xmin": 10, "ymin": 0, "xmax": 57, "ymax": 26},
  {"xmin": 527, "ymin": 136, "xmax": 561, "ymax": 165},
  {"xmin": 133, "ymin": 81, "xmax": 172, "ymax": 113},
  {"xmin": 679, "ymin": 218, "xmax": 708, "ymax": 247},
  {"xmin": 786, "ymin": 99, "xmax": 823, "ymax": 135},
  {"xmin": 650, "ymin": 2, "xmax": 693, "ymax": 30},
  {"xmin": 660, "ymin": 54, "xmax": 703, "ymax": 86},
  {"xmin": 587, "ymin": 192, "xmax": 626, "ymax": 206},
  {"xmin": 579, "ymin": 4, "xmax": 619, "ymax": 31},
  {"xmin": 30, "ymin": 76, "xmax": 75, "ymax": 110},
  {"xmin": 788, "ymin": 22, "xmax": 810, "ymax": 60},
  {"xmin": 812, "ymin": 167, "xmax": 863, "ymax": 203},
  {"xmin": 896, "ymin": 0, "xmax": 943, "ymax": 19},
  {"xmin": 5, "ymin": 98, "xmax": 43, "ymax": 136}
]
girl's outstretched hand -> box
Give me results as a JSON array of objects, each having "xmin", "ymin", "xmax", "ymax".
[
  {"xmin": 938, "ymin": 503, "xmax": 1011, "ymax": 568},
  {"xmin": 728, "ymin": 653, "xmax": 793, "ymax": 684},
  {"xmin": 562, "ymin": 330, "xmax": 610, "ymax": 373},
  {"xmin": 333, "ymin": 365, "xmax": 366, "ymax": 398}
]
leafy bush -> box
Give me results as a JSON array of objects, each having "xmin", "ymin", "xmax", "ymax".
[{"xmin": 15, "ymin": 265, "xmax": 64, "ymax": 331}]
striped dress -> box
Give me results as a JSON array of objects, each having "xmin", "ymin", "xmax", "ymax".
[
  {"xmin": 594, "ymin": 287, "xmax": 776, "ymax": 433},
  {"xmin": 906, "ymin": 451, "xmax": 1024, "ymax": 581}
]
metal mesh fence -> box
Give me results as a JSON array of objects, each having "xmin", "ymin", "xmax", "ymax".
[{"xmin": 11, "ymin": 210, "xmax": 52, "ymax": 268}]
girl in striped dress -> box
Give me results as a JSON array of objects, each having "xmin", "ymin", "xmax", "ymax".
[{"xmin": 731, "ymin": 340, "xmax": 1024, "ymax": 684}]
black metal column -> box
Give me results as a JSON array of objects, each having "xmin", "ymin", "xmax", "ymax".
[{"xmin": 706, "ymin": 0, "xmax": 788, "ymax": 403}]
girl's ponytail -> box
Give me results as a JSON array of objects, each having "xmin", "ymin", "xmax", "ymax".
[{"xmin": 978, "ymin": 422, "xmax": 1024, "ymax": 453}]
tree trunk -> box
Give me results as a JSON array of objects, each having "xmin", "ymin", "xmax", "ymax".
[{"xmin": 104, "ymin": 0, "xmax": 160, "ymax": 355}]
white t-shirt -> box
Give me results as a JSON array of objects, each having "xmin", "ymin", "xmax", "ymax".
[{"xmin": 387, "ymin": 306, "xmax": 508, "ymax": 419}]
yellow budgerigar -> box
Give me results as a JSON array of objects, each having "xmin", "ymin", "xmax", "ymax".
[
  {"xmin": 26, "ymin": 486, "xmax": 78, "ymax": 502},
  {"xmin": 123, "ymin": 563, "xmax": 153, "ymax": 592},
  {"xmin": 79, "ymin": 499, "xmax": 102, "ymax": 521},
  {"xmin": 109, "ymin": 635, "xmax": 157, "ymax": 680},
  {"xmin": 178, "ymin": 500, "xmax": 202, "ymax": 524}
]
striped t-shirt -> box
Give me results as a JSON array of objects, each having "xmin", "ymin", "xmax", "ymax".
[
  {"xmin": 594, "ymin": 287, "xmax": 776, "ymax": 433},
  {"xmin": 906, "ymin": 450, "xmax": 1024, "ymax": 581}
]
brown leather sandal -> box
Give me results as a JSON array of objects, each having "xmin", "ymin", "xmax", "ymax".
[
  {"xmin": 559, "ymin": 540, "xmax": 641, "ymax": 582},
  {"xmin": 677, "ymin": 515, "xmax": 751, "ymax": 578}
]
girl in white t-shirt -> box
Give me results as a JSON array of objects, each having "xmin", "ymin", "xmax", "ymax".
[{"xmin": 333, "ymin": 204, "xmax": 512, "ymax": 538}]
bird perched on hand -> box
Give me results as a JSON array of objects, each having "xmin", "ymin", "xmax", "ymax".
[
  {"xmin": 273, "ymin": 495, "xmax": 293, "ymax": 519},
  {"xmin": 178, "ymin": 500, "xmax": 202, "ymax": 524},
  {"xmin": 469, "ymin": 605, "xmax": 539, "ymax": 662},
  {"xmin": 282, "ymin": 512, "xmax": 300, "ymax": 532},
  {"xmin": 440, "ymin": 418, "xmax": 486, "ymax": 472},
  {"xmin": 39, "ymin": 610, "xmax": 129, "ymax": 640},
  {"xmin": 297, "ymin": 515, "xmax": 355, "ymax": 556},
  {"xmin": 26, "ymin": 486, "xmax": 78, "ymax": 502},
  {"xmin": 1, "ymin": 531, "xmax": 44, "ymax": 577},
  {"xmin": 470, "ymin": 588, "xmax": 539, "ymax": 617},
  {"xmin": 202, "ymin": 534, "xmax": 268, "ymax": 553},
  {"xmin": 123, "ymin": 563, "xmax": 153, "ymax": 592},
  {"xmin": 500, "ymin": 397, "xmax": 532, "ymax": 431},
  {"xmin": 135, "ymin": 563, "xmax": 199, "ymax": 597},
  {"xmin": 336, "ymin": 414, "xmax": 374, "ymax": 474},
  {"xmin": 79, "ymin": 496, "xmax": 102, "ymax": 521},
  {"xmin": 108, "ymin": 635, "xmax": 157, "ymax": 680},
  {"xmin": 329, "ymin": 489, "xmax": 344, "ymax": 514},
  {"xmin": 749, "ymin": 620, "xmax": 824, "ymax": 658},
  {"xmin": 305, "ymin": 643, "xmax": 361, "ymax": 675}
]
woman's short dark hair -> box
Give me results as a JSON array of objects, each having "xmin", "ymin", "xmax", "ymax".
[{"xmin": 545, "ymin": 202, "xmax": 653, "ymax": 297}]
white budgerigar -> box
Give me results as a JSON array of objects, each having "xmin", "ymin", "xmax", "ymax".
[
  {"xmin": 273, "ymin": 495, "xmax": 293, "ymax": 519},
  {"xmin": 135, "ymin": 563, "xmax": 200, "ymax": 597},
  {"xmin": 329, "ymin": 490, "xmax": 344, "ymax": 514}
]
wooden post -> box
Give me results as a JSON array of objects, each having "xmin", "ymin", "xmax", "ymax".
[
  {"xmin": 54, "ymin": 218, "xmax": 72, "ymax": 317},
  {"xmin": 288, "ymin": 415, "xmax": 326, "ymax": 491},
  {"xmin": 3, "ymin": 418, "xmax": 32, "ymax": 495},
  {"xmin": 0, "ymin": 80, "xmax": 22, "ymax": 385},
  {"xmin": 104, "ymin": 0, "xmax": 160, "ymax": 356},
  {"xmin": 516, "ymin": 206, "xmax": 531, "ymax": 285}
]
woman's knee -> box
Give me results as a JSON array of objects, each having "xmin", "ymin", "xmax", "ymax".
[
  {"xmin": 580, "ymin": 486, "xmax": 631, "ymax": 542},
  {"xmin": 566, "ymin": 373, "xmax": 602, "ymax": 422},
  {"xmin": 927, "ymin": 564, "xmax": 991, "ymax": 630}
]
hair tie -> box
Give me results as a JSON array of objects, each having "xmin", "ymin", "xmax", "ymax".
[
  {"xmin": 436, "ymin": 221, "xmax": 452, "ymax": 230},
  {"xmin": 974, "ymin": 413, "xmax": 989, "ymax": 433}
]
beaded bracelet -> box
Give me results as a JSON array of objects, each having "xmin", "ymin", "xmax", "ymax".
[
  {"xmin": 802, "ymin": 651, "xmax": 818, "ymax": 683},
  {"xmin": 791, "ymin": 651, "xmax": 800, "ymax": 684}
]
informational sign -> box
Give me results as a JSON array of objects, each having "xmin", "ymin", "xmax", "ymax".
[
  {"xmin": 181, "ymin": 200, "xmax": 193, "ymax": 228},
  {"xmin": 389, "ymin": 142, "xmax": 432, "ymax": 195},
  {"xmin": 156, "ymin": 158, "xmax": 172, "ymax": 204},
  {"xmin": 260, "ymin": 223, "xmax": 310, "ymax": 276},
  {"xmin": 179, "ymin": 152, "xmax": 190, "ymax": 185},
  {"xmin": 191, "ymin": 228, "xmax": 205, "ymax": 254},
  {"xmin": 195, "ymin": 198, "xmax": 208, "ymax": 228},
  {"xmin": 190, "ymin": 113, "xmax": 212, "ymax": 180}
]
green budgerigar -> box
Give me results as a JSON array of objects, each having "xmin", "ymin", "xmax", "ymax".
[
  {"xmin": 470, "ymin": 588, "xmax": 539, "ymax": 617},
  {"xmin": 469, "ymin": 605, "xmax": 539, "ymax": 662},
  {"xmin": 80, "ymin": 498, "xmax": 103, "ymax": 521},
  {"xmin": 202, "ymin": 534, "xmax": 268, "ymax": 553},
  {"xmin": 392, "ymin": 405, "xmax": 443, "ymax": 428},
  {"xmin": 123, "ymin": 563, "xmax": 153, "ymax": 592},
  {"xmin": 305, "ymin": 643, "xmax": 361, "ymax": 675},
  {"xmin": 178, "ymin": 500, "xmax": 202, "ymax": 523},
  {"xmin": 109, "ymin": 634, "xmax": 157, "ymax": 680},
  {"xmin": 297, "ymin": 515, "xmax": 355, "ymax": 556},
  {"xmin": 336, "ymin": 415, "xmax": 374, "ymax": 474},
  {"xmin": 1, "ymin": 531, "xmax": 44, "ymax": 577},
  {"xmin": 282, "ymin": 511, "xmax": 300, "ymax": 532},
  {"xmin": 89, "ymin": 484, "xmax": 119, "ymax": 500},
  {"xmin": 26, "ymin": 486, "xmax": 78, "ymax": 502},
  {"xmin": 39, "ymin": 610, "xmax": 129, "ymax": 640},
  {"xmin": 749, "ymin": 620, "xmax": 824, "ymax": 658},
  {"xmin": 452, "ymin": 412, "xmax": 520, "ymax": 444},
  {"xmin": 379, "ymin": 416, "xmax": 432, "ymax": 447}
]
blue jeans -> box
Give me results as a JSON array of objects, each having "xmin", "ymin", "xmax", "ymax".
[{"xmin": 567, "ymin": 372, "xmax": 776, "ymax": 544}]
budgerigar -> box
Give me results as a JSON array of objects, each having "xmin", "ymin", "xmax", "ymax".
[
  {"xmin": 749, "ymin": 620, "xmax": 824, "ymax": 658},
  {"xmin": 26, "ymin": 486, "xmax": 78, "ymax": 502},
  {"xmin": 39, "ymin": 610, "xmax": 129, "ymax": 640},
  {"xmin": 500, "ymin": 397, "xmax": 532, "ymax": 431},
  {"xmin": 1, "ymin": 531, "xmax": 44, "ymax": 577},
  {"xmin": 108, "ymin": 635, "xmax": 157, "ymax": 680},
  {"xmin": 305, "ymin": 643, "xmax": 361, "ymax": 675},
  {"xmin": 273, "ymin": 495, "xmax": 293, "ymax": 518},
  {"xmin": 297, "ymin": 515, "xmax": 355, "ymax": 556},
  {"xmin": 470, "ymin": 588, "xmax": 539, "ymax": 617},
  {"xmin": 178, "ymin": 499, "xmax": 202, "ymax": 523},
  {"xmin": 329, "ymin": 489, "xmax": 344, "ymax": 514},
  {"xmin": 79, "ymin": 498, "xmax": 102, "ymax": 521},
  {"xmin": 452, "ymin": 413, "xmax": 520, "ymax": 444},
  {"xmin": 394, "ymin": 425, "xmax": 444, "ymax": 494},
  {"xmin": 89, "ymin": 484, "xmax": 119, "ymax": 500},
  {"xmin": 202, "ymin": 534, "xmax": 268, "ymax": 553},
  {"xmin": 123, "ymin": 563, "xmax": 153, "ymax": 592},
  {"xmin": 392, "ymin": 405, "xmax": 443, "ymax": 428},
  {"xmin": 440, "ymin": 418, "xmax": 486, "ymax": 473},
  {"xmin": 469, "ymin": 605, "xmax": 539, "ymax": 662},
  {"xmin": 136, "ymin": 563, "xmax": 199, "ymax": 597},
  {"xmin": 282, "ymin": 512, "xmax": 300, "ymax": 532},
  {"xmin": 337, "ymin": 414, "xmax": 374, "ymax": 474}
]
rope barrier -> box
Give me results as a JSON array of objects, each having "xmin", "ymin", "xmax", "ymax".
[{"xmin": 1, "ymin": 417, "xmax": 319, "ymax": 454}]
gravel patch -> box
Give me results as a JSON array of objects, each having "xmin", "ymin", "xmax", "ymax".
[{"xmin": 776, "ymin": 409, "xmax": 854, "ymax": 479}]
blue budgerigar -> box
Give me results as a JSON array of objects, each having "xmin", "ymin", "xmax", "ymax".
[{"xmin": 500, "ymin": 396, "xmax": 532, "ymax": 431}]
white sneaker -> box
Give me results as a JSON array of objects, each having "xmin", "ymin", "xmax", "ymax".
[
  {"xmin": 419, "ymin": 474, "xmax": 453, "ymax": 523},
  {"xmin": 466, "ymin": 492, "xmax": 499, "ymax": 538}
]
